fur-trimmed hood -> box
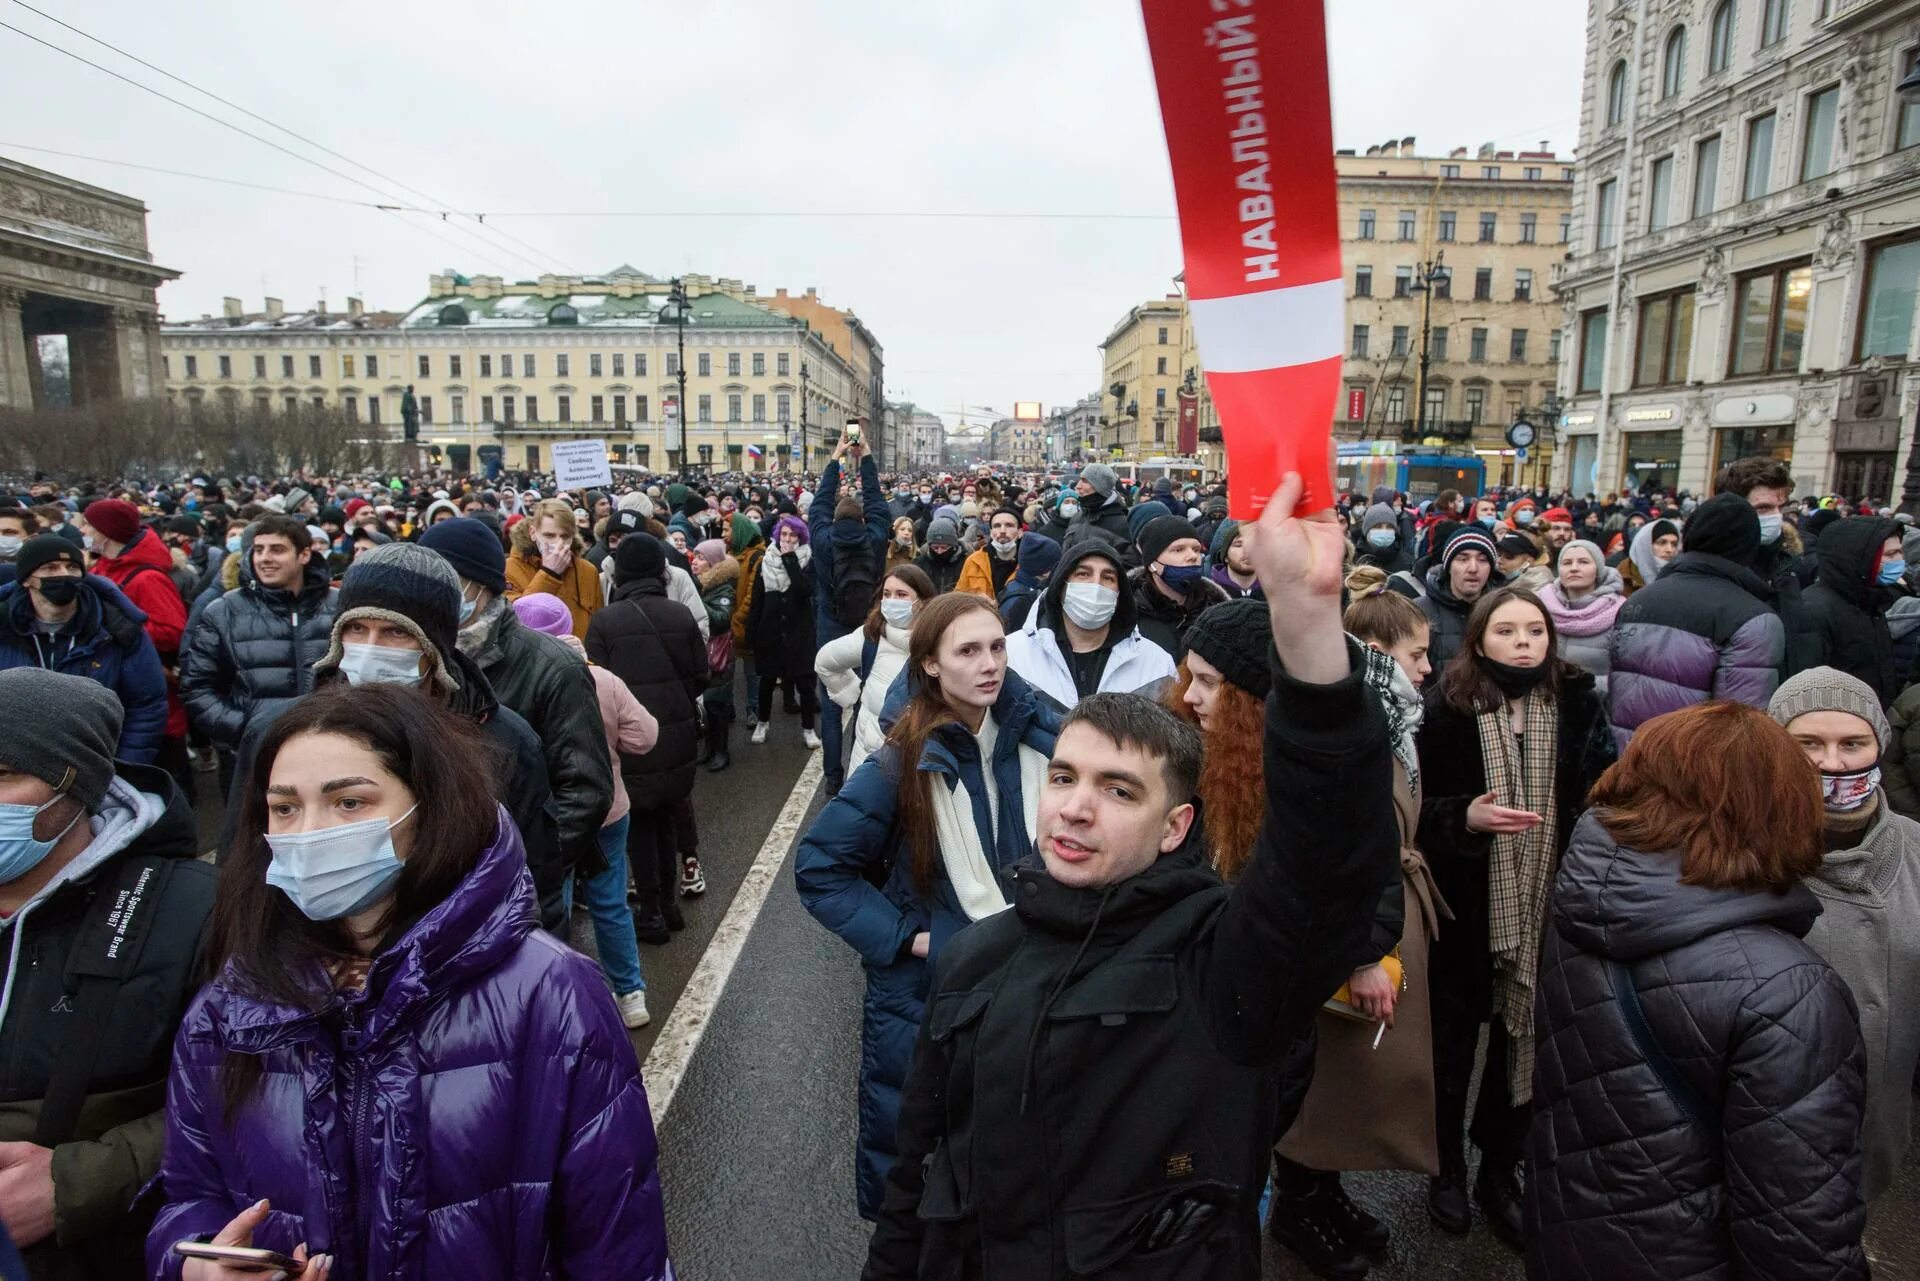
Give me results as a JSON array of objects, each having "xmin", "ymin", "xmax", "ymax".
[
  {"xmin": 697, "ymin": 554, "xmax": 740, "ymax": 592},
  {"xmin": 508, "ymin": 515, "xmax": 586, "ymax": 559}
]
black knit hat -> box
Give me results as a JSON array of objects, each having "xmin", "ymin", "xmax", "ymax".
[
  {"xmin": 317, "ymin": 543, "xmax": 463, "ymax": 694},
  {"xmin": 1137, "ymin": 515, "xmax": 1204, "ymax": 567},
  {"xmin": 1184, "ymin": 598, "xmax": 1273, "ymax": 699},
  {"xmin": 615, "ymin": 532, "xmax": 666, "ymax": 583},
  {"xmin": 1680, "ymin": 493, "xmax": 1759, "ymax": 564},
  {"xmin": 15, "ymin": 533, "xmax": 84, "ymax": 583},
  {"xmin": 418, "ymin": 516, "xmax": 508, "ymax": 594},
  {"xmin": 681, "ymin": 493, "xmax": 710, "ymax": 518}
]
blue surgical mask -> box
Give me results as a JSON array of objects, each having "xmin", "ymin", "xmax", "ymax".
[
  {"xmin": 1515, "ymin": 510, "xmax": 1535, "ymax": 526},
  {"xmin": 1366, "ymin": 528, "xmax": 1398, "ymax": 549},
  {"xmin": 1158, "ymin": 563, "xmax": 1205, "ymax": 593},
  {"xmin": 1478, "ymin": 516, "xmax": 1498, "ymax": 530},
  {"xmin": 1879, "ymin": 558, "xmax": 1907, "ymax": 585},
  {"xmin": 338, "ymin": 641, "xmax": 426, "ymax": 687},
  {"xmin": 265, "ymin": 804, "xmax": 418, "ymax": 921},
  {"xmin": 459, "ymin": 595, "xmax": 478, "ymax": 624},
  {"xmin": 226, "ymin": 535, "xmax": 244, "ymax": 554},
  {"xmin": 0, "ymin": 793, "xmax": 83, "ymax": 883},
  {"xmin": 1757, "ymin": 513, "xmax": 1783, "ymax": 545},
  {"xmin": 880, "ymin": 598, "xmax": 915, "ymax": 628},
  {"xmin": 1059, "ymin": 500, "xmax": 1081, "ymax": 521}
]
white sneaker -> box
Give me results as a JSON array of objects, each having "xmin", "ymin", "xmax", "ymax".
[
  {"xmin": 803, "ymin": 729, "xmax": 822, "ymax": 750},
  {"xmin": 616, "ymin": 989, "xmax": 651, "ymax": 1029},
  {"xmin": 751, "ymin": 723, "xmax": 769, "ymax": 745}
]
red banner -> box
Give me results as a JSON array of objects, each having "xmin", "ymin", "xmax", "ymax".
[
  {"xmin": 1177, "ymin": 391, "xmax": 1199, "ymax": 455},
  {"xmin": 1347, "ymin": 387, "xmax": 1366, "ymax": 422},
  {"xmin": 1140, "ymin": 0, "xmax": 1342, "ymax": 517}
]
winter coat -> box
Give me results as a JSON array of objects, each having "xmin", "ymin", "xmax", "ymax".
[
  {"xmin": 816, "ymin": 622, "xmax": 910, "ymax": 778},
  {"xmin": 1885, "ymin": 681, "xmax": 1920, "ymax": 821},
  {"xmin": 1416, "ymin": 563, "xmax": 1509, "ymax": 670},
  {"xmin": 809, "ymin": 456, "xmax": 893, "ymax": 643},
  {"xmin": 996, "ymin": 573, "xmax": 1044, "ymax": 631},
  {"xmin": 1004, "ymin": 542, "xmax": 1178, "ymax": 710},
  {"xmin": 747, "ymin": 548, "xmax": 818, "ymax": 682},
  {"xmin": 1802, "ymin": 515, "xmax": 1903, "ymax": 705},
  {"xmin": 503, "ymin": 525, "xmax": 602, "ymax": 639},
  {"xmin": 1753, "ymin": 523, "xmax": 1820, "ymax": 676},
  {"xmin": 0, "ymin": 577, "xmax": 168, "ymax": 764},
  {"xmin": 1208, "ymin": 562, "xmax": 1263, "ymax": 601},
  {"xmin": 1066, "ymin": 490, "xmax": 1133, "ymax": 550},
  {"xmin": 178, "ymin": 546, "xmax": 337, "ymax": 751},
  {"xmin": 1415, "ymin": 672, "xmax": 1615, "ymax": 1018},
  {"xmin": 913, "ymin": 547, "xmax": 966, "ymax": 596},
  {"xmin": 795, "ymin": 668, "xmax": 1062, "ymax": 1220},
  {"xmin": 885, "ymin": 539, "xmax": 919, "ymax": 574},
  {"xmin": 696, "ymin": 555, "xmax": 740, "ymax": 689},
  {"xmin": 1355, "ymin": 542, "xmax": 1414, "ymax": 576},
  {"xmin": 862, "ymin": 644, "xmax": 1401, "ymax": 1281},
  {"xmin": 1801, "ymin": 798, "xmax": 1920, "ymax": 1200},
  {"xmin": 955, "ymin": 545, "xmax": 1015, "ymax": 599},
  {"xmin": 0, "ymin": 765, "xmax": 214, "ymax": 1281},
  {"xmin": 1539, "ymin": 573, "xmax": 1625, "ymax": 697},
  {"xmin": 586, "ymin": 575, "xmax": 706, "ymax": 812},
  {"xmin": 458, "ymin": 600, "xmax": 614, "ymax": 878},
  {"xmin": 1525, "ymin": 813, "xmax": 1868, "ymax": 1281},
  {"xmin": 1607, "ymin": 552, "xmax": 1785, "ymax": 750},
  {"xmin": 146, "ymin": 810, "xmax": 670, "ymax": 1281},
  {"xmin": 91, "ymin": 527, "xmax": 191, "ymax": 738},
  {"xmin": 1128, "ymin": 566, "xmax": 1229, "ymax": 662},
  {"xmin": 731, "ymin": 542, "xmax": 765, "ymax": 653}
]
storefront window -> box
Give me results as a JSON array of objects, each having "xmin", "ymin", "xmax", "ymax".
[{"xmin": 1622, "ymin": 429, "xmax": 1684, "ymax": 494}]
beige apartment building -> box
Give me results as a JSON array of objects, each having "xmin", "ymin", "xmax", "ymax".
[
  {"xmin": 1336, "ymin": 139, "xmax": 1574, "ymax": 487},
  {"xmin": 159, "ymin": 268, "xmax": 876, "ymax": 474},
  {"xmin": 1099, "ymin": 297, "xmax": 1186, "ymax": 459}
]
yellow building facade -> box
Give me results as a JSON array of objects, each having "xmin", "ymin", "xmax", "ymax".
[
  {"xmin": 158, "ymin": 269, "xmax": 875, "ymax": 474},
  {"xmin": 1098, "ymin": 297, "xmax": 1186, "ymax": 460}
]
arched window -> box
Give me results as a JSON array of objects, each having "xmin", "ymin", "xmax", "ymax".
[
  {"xmin": 437, "ymin": 304, "xmax": 469, "ymax": 326},
  {"xmin": 1709, "ymin": 1, "xmax": 1735, "ymax": 73},
  {"xmin": 1662, "ymin": 27, "xmax": 1687, "ymax": 99},
  {"xmin": 1606, "ymin": 60, "xmax": 1628, "ymax": 126},
  {"xmin": 548, "ymin": 303, "xmax": 579, "ymax": 325}
]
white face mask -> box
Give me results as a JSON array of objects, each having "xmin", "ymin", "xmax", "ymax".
[
  {"xmin": 880, "ymin": 598, "xmax": 915, "ymax": 628},
  {"xmin": 1366, "ymin": 528, "xmax": 1397, "ymax": 548},
  {"xmin": 265, "ymin": 804, "xmax": 418, "ymax": 921},
  {"xmin": 338, "ymin": 641, "xmax": 425, "ymax": 687},
  {"xmin": 1061, "ymin": 581, "xmax": 1118, "ymax": 629},
  {"xmin": 991, "ymin": 536, "xmax": 1018, "ymax": 555},
  {"xmin": 1757, "ymin": 513, "xmax": 1783, "ymax": 545}
]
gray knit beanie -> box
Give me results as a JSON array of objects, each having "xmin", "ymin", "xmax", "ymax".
[
  {"xmin": 1079, "ymin": 463, "xmax": 1117, "ymax": 500},
  {"xmin": 1361, "ymin": 502, "xmax": 1398, "ymax": 533},
  {"xmin": 0, "ymin": 668, "xmax": 121, "ymax": 811},
  {"xmin": 1767, "ymin": 666, "xmax": 1891, "ymax": 753},
  {"xmin": 314, "ymin": 542, "xmax": 464, "ymax": 695}
]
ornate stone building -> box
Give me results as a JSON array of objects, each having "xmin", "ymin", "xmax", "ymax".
[
  {"xmin": 0, "ymin": 156, "xmax": 177, "ymax": 410},
  {"xmin": 1555, "ymin": 0, "xmax": 1920, "ymax": 502}
]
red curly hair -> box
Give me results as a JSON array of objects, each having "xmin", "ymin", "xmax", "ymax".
[{"xmin": 1166, "ymin": 664, "xmax": 1266, "ymax": 883}]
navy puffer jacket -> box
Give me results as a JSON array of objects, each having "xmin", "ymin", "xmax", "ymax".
[
  {"xmin": 0, "ymin": 576, "xmax": 168, "ymax": 763},
  {"xmin": 1526, "ymin": 813, "xmax": 1868, "ymax": 1279}
]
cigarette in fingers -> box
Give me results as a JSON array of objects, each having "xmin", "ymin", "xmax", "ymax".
[{"xmin": 1372, "ymin": 1021, "xmax": 1387, "ymax": 1050}]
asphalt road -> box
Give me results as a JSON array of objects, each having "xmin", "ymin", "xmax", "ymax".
[{"xmin": 201, "ymin": 700, "xmax": 1920, "ymax": 1279}]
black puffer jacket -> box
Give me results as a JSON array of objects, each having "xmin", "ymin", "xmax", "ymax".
[
  {"xmin": 1803, "ymin": 515, "xmax": 1903, "ymax": 704},
  {"xmin": 586, "ymin": 574, "xmax": 706, "ymax": 811},
  {"xmin": 1415, "ymin": 564, "xmax": 1507, "ymax": 669},
  {"xmin": 179, "ymin": 544, "xmax": 336, "ymax": 749},
  {"xmin": 459, "ymin": 600, "xmax": 612, "ymax": 875},
  {"xmin": 1526, "ymin": 813, "xmax": 1869, "ymax": 1280},
  {"xmin": 1127, "ymin": 566, "xmax": 1229, "ymax": 662}
]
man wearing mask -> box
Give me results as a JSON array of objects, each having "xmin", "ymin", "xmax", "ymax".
[
  {"xmin": 0, "ymin": 668, "xmax": 216, "ymax": 1277},
  {"xmin": 179, "ymin": 515, "xmax": 337, "ymax": 791},
  {"xmin": 0, "ymin": 536, "xmax": 167, "ymax": 763},
  {"xmin": 0, "ymin": 505, "xmax": 38, "ymax": 567},
  {"xmin": 1469, "ymin": 496, "xmax": 1500, "ymax": 531},
  {"xmin": 1130, "ymin": 515, "xmax": 1228, "ymax": 661},
  {"xmin": 1418, "ymin": 527, "xmax": 1506, "ymax": 667},
  {"xmin": 1802, "ymin": 515, "xmax": 1906, "ymax": 706},
  {"xmin": 1717, "ymin": 455, "xmax": 1817, "ymax": 676},
  {"xmin": 419, "ymin": 517, "xmax": 614, "ymax": 914},
  {"xmin": 916, "ymin": 517, "xmax": 967, "ymax": 595},
  {"xmin": 1355, "ymin": 504, "xmax": 1412, "ymax": 574},
  {"xmin": 956, "ymin": 508, "xmax": 1023, "ymax": 600},
  {"xmin": 1006, "ymin": 536, "xmax": 1177, "ymax": 708}
]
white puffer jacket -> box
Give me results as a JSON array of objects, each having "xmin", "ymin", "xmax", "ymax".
[{"xmin": 815, "ymin": 622, "xmax": 911, "ymax": 777}]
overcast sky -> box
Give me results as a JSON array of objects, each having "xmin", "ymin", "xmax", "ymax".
[{"xmin": 1, "ymin": 0, "xmax": 1584, "ymax": 437}]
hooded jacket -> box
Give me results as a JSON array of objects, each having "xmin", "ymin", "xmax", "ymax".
[
  {"xmin": 815, "ymin": 620, "xmax": 912, "ymax": 778},
  {"xmin": 1802, "ymin": 515, "xmax": 1903, "ymax": 704},
  {"xmin": 0, "ymin": 765, "xmax": 213, "ymax": 1281},
  {"xmin": 1525, "ymin": 813, "xmax": 1868, "ymax": 1280},
  {"xmin": 179, "ymin": 536, "xmax": 337, "ymax": 750},
  {"xmin": 91, "ymin": 526, "xmax": 192, "ymax": 738},
  {"xmin": 1004, "ymin": 540, "xmax": 1178, "ymax": 711},
  {"xmin": 586, "ymin": 572, "xmax": 707, "ymax": 812},
  {"xmin": 1128, "ymin": 563, "xmax": 1229, "ymax": 663},
  {"xmin": 796, "ymin": 667, "xmax": 1063, "ymax": 1220},
  {"xmin": 1540, "ymin": 568, "xmax": 1625, "ymax": 696},
  {"xmin": 0, "ymin": 576, "xmax": 169, "ymax": 764},
  {"xmin": 862, "ymin": 644, "xmax": 1400, "ymax": 1280},
  {"xmin": 695, "ymin": 554, "xmax": 740, "ymax": 689},
  {"xmin": 504, "ymin": 520, "xmax": 602, "ymax": 639},
  {"xmin": 808, "ymin": 455, "xmax": 893, "ymax": 642},
  {"xmin": 146, "ymin": 809, "xmax": 670, "ymax": 1281}
]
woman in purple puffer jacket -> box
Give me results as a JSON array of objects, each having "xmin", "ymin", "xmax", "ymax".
[{"xmin": 145, "ymin": 684, "xmax": 670, "ymax": 1281}]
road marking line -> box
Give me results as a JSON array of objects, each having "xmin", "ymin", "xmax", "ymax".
[{"xmin": 643, "ymin": 751, "xmax": 823, "ymax": 1123}]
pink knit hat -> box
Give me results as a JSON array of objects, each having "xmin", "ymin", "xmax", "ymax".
[
  {"xmin": 693, "ymin": 538, "xmax": 726, "ymax": 567},
  {"xmin": 511, "ymin": 592, "xmax": 572, "ymax": 639}
]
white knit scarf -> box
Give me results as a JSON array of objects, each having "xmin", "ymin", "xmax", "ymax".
[
  {"xmin": 930, "ymin": 731, "xmax": 1050, "ymax": 922},
  {"xmin": 759, "ymin": 542, "xmax": 811, "ymax": 592}
]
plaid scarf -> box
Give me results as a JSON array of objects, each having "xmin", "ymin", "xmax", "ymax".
[
  {"xmin": 1358, "ymin": 641, "xmax": 1421, "ymax": 793},
  {"xmin": 1474, "ymin": 686, "xmax": 1559, "ymax": 1106}
]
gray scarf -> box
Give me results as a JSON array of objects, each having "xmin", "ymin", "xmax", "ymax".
[{"xmin": 455, "ymin": 595, "xmax": 508, "ymax": 659}]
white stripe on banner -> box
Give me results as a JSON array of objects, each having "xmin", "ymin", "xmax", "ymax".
[{"xmin": 1187, "ymin": 279, "xmax": 1344, "ymax": 374}]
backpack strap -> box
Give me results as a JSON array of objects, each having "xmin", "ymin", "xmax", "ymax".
[
  {"xmin": 34, "ymin": 854, "xmax": 177, "ymax": 1147},
  {"xmin": 858, "ymin": 634, "xmax": 880, "ymax": 685},
  {"xmin": 1606, "ymin": 958, "xmax": 1722, "ymax": 1158}
]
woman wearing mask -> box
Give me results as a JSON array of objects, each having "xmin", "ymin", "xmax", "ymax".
[
  {"xmin": 816, "ymin": 565, "xmax": 936, "ymax": 778},
  {"xmin": 1526, "ymin": 701, "xmax": 1867, "ymax": 1278},
  {"xmin": 885, "ymin": 517, "xmax": 919, "ymax": 574},
  {"xmin": 1619, "ymin": 517, "xmax": 1677, "ymax": 595},
  {"xmin": 746, "ymin": 515, "xmax": 821, "ymax": 748},
  {"xmin": 1415, "ymin": 587, "xmax": 1614, "ymax": 1249},
  {"xmin": 794, "ymin": 593, "xmax": 1061, "ymax": 1221},
  {"xmin": 147, "ymin": 684, "xmax": 670, "ymax": 1280},
  {"xmin": 1538, "ymin": 539, "xmax": 1625, "ymax": 696},
  {"xmin": 1768, "ymin": 669, "xmax": 1920, "ymax": 1203}
]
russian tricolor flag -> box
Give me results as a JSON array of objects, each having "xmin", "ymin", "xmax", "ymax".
[{"xmin": 746, "ymin": 444, "xmax": 764, "ymax": 458}]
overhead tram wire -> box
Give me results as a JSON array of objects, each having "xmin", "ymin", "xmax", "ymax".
[{"xmin": 0, "ymin": 9, "xmax": 567, "ymax": 277}]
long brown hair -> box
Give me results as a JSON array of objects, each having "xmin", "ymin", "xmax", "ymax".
[
  {"xmin": 1165, "ymin": 664, "xmax": 1265, "ymax": 881},
  {"xmin": 865, "ymin": 564, "xmax": 936, "ymax": 642},
  {"xmin": 1439, "ymin": 586, "xmax": 1575, "ymax": 716},
  {"xmin": 887, "ymin": 592, "xmax": 1005, "ymax": 893}
]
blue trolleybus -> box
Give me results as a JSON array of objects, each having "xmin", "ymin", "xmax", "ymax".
[{"xmin": 1336, "ymin": 442, "xmax": 1485, "ymax": 503}]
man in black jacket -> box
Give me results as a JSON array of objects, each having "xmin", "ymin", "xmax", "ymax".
[
  {"xmin": 0, "ymin": 668, "xmax": 216, "ymax": 1279},
  {"xmin": 1716, "ymin": 455, "xmax": 1818, "ymax": 676},
  {"xmin": 1803, "ymin": 514, "xmax": 1905, "ymax": 704},
  {"xmin": 864, "ymin": 474, "xmax": 1399, "ymax": 1281},
  {"xmin": 418, "ymin": 517, "xmax": 613, "ymax": 887}
]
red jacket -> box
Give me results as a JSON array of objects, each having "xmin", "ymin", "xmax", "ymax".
[{"xmin": 93, "ymin": 526, "xmax": 189, "ymax": 736}]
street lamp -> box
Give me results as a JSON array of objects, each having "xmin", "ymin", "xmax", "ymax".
[
  {"xmin": 799, "ymin": 360, "xmax": 811, "ymax": 476},
  {"xmin": 1408, "ymin": 254, "xmax": 1451, "ymax": 440},
  {"xmin": 1899, "ymin": 68, "xmax": 1920, "ymax": 512},
  {"xmin": 664, "ymin": 278, "xmax": 691, "ymax": 478}
]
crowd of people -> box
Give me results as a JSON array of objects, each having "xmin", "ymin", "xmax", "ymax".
[{"xmin": 0, "ymin": 429, "xmax": 1912, "ymax": 1279}]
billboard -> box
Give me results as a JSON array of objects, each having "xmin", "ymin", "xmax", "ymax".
[{"xmin": 1013, "ymin": 401, "xmax": 1044, "ymax": 421}]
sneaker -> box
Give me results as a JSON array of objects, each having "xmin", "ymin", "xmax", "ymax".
[
  {"xmin": 615, "ymin": 989, "xmax": 651, "ymax": 1029},
  {"xmin": 802, "ymin": 729, "xmax": 822, "ymax": 750},
  {"xmin": 681, "ymin": 857, "xmax": 707, "ymax": 895},
  {"xmin": 751, "ymin": 723, "xmax": 769, "ymax": 745}
]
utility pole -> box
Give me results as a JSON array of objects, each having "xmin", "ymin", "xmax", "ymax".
[
  {"xmin": 799, "ymin": 359, "xmax": 811, "ymax": 477},
  {"xmin": 1412, "ymin": 253, "xmax": 1448, "ymax": 440},
  {"xmin": 668, "ymin": 278, "xmax": 691, "ymax": 479}
]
